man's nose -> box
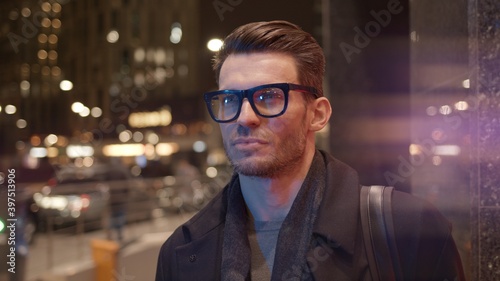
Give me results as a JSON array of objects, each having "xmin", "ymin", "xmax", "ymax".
[{"xmin": 236, "ymin": 99, "xmax": 260, "ymax": 126}]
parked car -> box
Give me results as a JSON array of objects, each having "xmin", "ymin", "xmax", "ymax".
[
  {"xmin": 31, "ymin": 163, "xmax": 155, "ymax": 232},
  {"xmin": 155, "ymin": 165, "xmax": 232, "ymax": 213}
]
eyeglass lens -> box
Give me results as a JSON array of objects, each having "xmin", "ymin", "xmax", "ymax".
[{"xmin": 210, "ymin": 87, "xmax": 286, "ymax": 121}]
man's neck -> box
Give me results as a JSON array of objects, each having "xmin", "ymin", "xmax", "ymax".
[{"xmin": 239, "ymin": 149, "xmax": 316, "ymax": 222}]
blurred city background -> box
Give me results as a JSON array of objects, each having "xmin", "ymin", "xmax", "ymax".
[{"xmin": 0, "ymin": 0, "xmax": 472, "ymax": 280}]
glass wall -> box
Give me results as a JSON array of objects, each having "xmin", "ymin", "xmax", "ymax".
[
  {"xmin": 409, "ymin": 0, "xmax": 470, "ymax": 279},
  {"xmin": 326, "ymin": 0, "xmax": 472, "ymax": 279}
]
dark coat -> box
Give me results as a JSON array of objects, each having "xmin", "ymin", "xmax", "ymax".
[{"xmin": 155, "ymin": 151, "xmax": 465, "ymax": 281}]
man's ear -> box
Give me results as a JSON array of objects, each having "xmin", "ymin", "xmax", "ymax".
[{"xmin": 309, "ymin": 97, "xmax": 332, "ymax": 132}]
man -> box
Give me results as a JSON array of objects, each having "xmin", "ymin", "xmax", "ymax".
[{"xmin": 155, "ymin": 20, "xmax": 465, "ymax": 280}]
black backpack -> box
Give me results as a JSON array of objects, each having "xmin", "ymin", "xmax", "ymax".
[{"xmin": 360, "ymin": 185, "xmax": 404, "ymax": 281}]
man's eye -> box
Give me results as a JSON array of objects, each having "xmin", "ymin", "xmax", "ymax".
[
  {"xmin": 256, "ymin": 89, "xmax": 283, "ymax": 101},
  {"xmin": 222, "ymin": 95, "xmax": 237, "ymax": 103}
]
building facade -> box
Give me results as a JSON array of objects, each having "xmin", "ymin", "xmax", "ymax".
[{"xmin": 0, "ymin": 0, "xmax": 206, "ymax": 171}]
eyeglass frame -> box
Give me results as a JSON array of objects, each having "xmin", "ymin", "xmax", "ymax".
[{"xmin": 203, "ymin": 83, "xmax": 320, "ymax": 123}]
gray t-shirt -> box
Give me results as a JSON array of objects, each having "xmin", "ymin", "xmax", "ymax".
[{"xmin": 248, "ymin": 219, "xmax": 284, "ymax": 280}]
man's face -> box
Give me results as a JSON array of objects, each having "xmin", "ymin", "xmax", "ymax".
[{"xmin": 218, "ymin": 52, "xmax": 312, "ymax": 178}]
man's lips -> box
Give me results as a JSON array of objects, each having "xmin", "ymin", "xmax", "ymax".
[{"xmin": 232, "ymin": 138, "xmax": 267, "ymax": 149}]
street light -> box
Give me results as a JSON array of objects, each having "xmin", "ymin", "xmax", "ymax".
[
  {"xmin": 207, "ymin": 38, "xmax": 223, "ymax": 52},
  {"xmin": 79, "ymin": 107, "xmax": 90, "ymax": 117},
  {"xmin": 91, "ymin": 107, "xmax": 102, "ymax": 118},
  {"xmin": 5, "ymin": 105, "xmax": 16, "ymax": 114},
  {"xmin": 107, "ymin": 30, "xmax": 119, "ymax": 43},
  {"xmin": 71, "ymin": 102, "xmax": 84, "ymax": 113},
  {"xmin": 60, "ymin": 80, "xmax": 73, "ymax": 91},
  {"xmin": 170, "ymin": 23, "xmax": 182, "ymax": 44},
  {"xmin": 16, "ymin": 119, "xmax": 27, "ymax": 129}
]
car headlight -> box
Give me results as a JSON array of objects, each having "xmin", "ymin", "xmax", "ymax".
[{"xmin": 35, "ymin": 194, "xmax": 69, "ymax": 210}]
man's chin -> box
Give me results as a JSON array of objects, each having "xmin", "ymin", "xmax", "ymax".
[
  {"xmin": 234, "ymin": 165, "xmax": 272, "ymax": 178},
  {"xmin": 230, "ymin": 157, "xmax": 282, "ymax": 178},
  {"xmin": 231, "ymin": 157, "xmax": 256, "ymax": 170}
]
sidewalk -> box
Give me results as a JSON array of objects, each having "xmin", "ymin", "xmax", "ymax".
[{"xmin": 26, "ymin": 212, "xmax": 194, "ymax": 281}]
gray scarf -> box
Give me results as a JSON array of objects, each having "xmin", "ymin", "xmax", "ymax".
[{"xmin": 221, "ymin": 151, "xmax": 326, "ymax": 280}]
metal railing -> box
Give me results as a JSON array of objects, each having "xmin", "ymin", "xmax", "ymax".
[{"xmin": 25, "ymin": 169, "xmax": 232, "ymax": 280}]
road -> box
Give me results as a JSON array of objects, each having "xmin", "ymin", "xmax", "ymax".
[{"xmin": 24, "ymin": 210, "xmax": 195, "ymax": 281}]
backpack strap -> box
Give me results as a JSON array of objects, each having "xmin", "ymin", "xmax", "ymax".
[{"xmin": 360, "ymin": 185, "xmax": 403, "ymax": 281}]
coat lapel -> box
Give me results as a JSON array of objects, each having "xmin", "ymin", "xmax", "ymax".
[
  {"xmin": 308, "ymin": 151, "xmax": 364, "ymax": 280},
  {"xmin": 173, "ymin": 176, "xmax": 236, "ymax": 280},
  {"xmin": 175, "ymin": 226, "xmax": 224, "ymax": 280}
]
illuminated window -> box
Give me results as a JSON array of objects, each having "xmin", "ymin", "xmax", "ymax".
[
  {"xmin": 41, "ymin": 2, "xmax": 51, "ymax": 13},
  {"xmin": 38, "ymin": 50, "xmax": 48, "ymax": 60},
  {"xmin": 48, "ymin": 34, "xmax": 58, "ymax": 44},
  {"xmin": 52, "ymin": 19, "xmax": 62, "ymax": 29},
  {"xmin": 38, "ymin": 34, "xmax": 48, "ymax": 44},
  {"xmin": 52, "ymin": 3, "xmax": 62, "ymax": 13},
  {"xmin": 41, "ymin": 18, "xmax": 51, "ymax": 28}
]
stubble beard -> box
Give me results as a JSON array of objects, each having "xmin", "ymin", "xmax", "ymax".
[{"xmin": 224, "ymin": 123, "xmax": 308, "ymax": 179}]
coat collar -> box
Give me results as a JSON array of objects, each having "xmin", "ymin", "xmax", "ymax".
[
  {"xmin": 312, "ymin": 150, "xmax": 361, "ymax": 257},
  {"xmin": 180, "ymin": 150, "xmax": 361, "ymax": 256},
  {"xmin": 179, "ymin": 175, "xmax": 235, "ymax": 242}
]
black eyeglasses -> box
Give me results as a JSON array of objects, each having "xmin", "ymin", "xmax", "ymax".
[{"xmin": 203, "ymin": 83, "xmax": 319, "ymax": 123}]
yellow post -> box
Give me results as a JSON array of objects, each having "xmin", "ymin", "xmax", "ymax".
[{"xmin": 91, "ymin": 239, "xmax": 120, "ymax": 281}]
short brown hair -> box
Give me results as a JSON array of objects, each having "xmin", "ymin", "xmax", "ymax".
[{"xmin": 212, "ymin": 20, "xmax": 325, "ymax": 97}]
